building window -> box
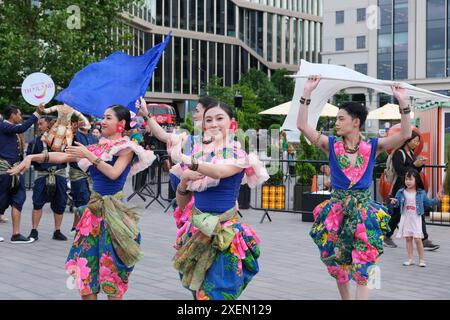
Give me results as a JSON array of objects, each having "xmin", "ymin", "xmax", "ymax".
[
  {"xmin": 277, "ymin": 15, "xmax": 282, "ymax": 63},
  {"xmin": 197, "ymin": 0, "xmax": 204, "ymax": 32},
  {"xmin": 285, "ymin": 16, "xmax": 290, "ymax": 64},
  {"xmin": 393, "ymin": 0, "xmax": 408, "ymax": 79},
  {"xmin": 191, "ymin": 39, "xmax": 199, "ymax": 94},
  {"xmin": 336, "ymin": 38, "xmax": 344, "ymax": 51},
  {"xmin": 180, "ymin": 0, "xmax": 187, "ymax": 29},
  {"xmin": 189, "ymin": 0, "xmax": 196, "ymax": 30},
  {"xmin": 227, "ymin": 0, "xmax": 236, "ymax": 37},
  {"xmin": 172, "ymin": 0, "xmax": 178, "ymax": 28},
  {"xmin": 377, "ymin": 0, "xmax": 392, "ymax": 80},
  {"xmin": 357, "ymin": 8, "xmax": 366, "ymax": 22},
  {"xmin": 216, "ymin": 0, "xmax": 225, "ymax": 35},
  {"xmin": 357, "ymin": 36, "xmax": 366, "ymax": 49},
  {"xmin": 427, "ymin": 0, "xmax": 446, "ymax": 78},
  {"xmin": 355, "ymin": 63, "xmax": 368, "ymax": 75},
  {"xmin": 336, "ymin": 10, "xmax": 344, "ymax": 24},
  {"xmin": 267, "ymin": 13, "xmax": 273, "ymax": 61},
  {"xmin": 206, "ymin": 0, "xmax": 214, "ymax": 33}
]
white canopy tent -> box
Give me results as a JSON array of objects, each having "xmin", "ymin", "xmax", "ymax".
[{"xmin": 367, "ymin": 103, "xmax": 415, "ymax": 120}]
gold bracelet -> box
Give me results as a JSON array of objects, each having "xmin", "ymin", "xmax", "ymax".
[
  {"xmin": 313, "ymin": 131, "xmax": 322, "ymax": 146},
  {"xmin": 42, "ymin": 150, "xmax": 49, "ymax": 163},
  {"xmin": 177, "ymin": 186, "xmax": 190, "ymax": 196}
]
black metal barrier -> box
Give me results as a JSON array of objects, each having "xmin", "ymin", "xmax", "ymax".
[
  {"xmin": 128, "ymin": 150, "xmax": 174, "ymax": 209},
  {"xmin": 250, "ymin": 159, "xmax": 450, "ymax": 226}
]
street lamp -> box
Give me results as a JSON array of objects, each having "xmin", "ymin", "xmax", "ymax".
[{"xmin": 234, "ymin": 90, "xmax": 242, "ymax": 109}]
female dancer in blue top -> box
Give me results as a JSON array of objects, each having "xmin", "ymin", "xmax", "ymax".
[
  {"xmin": 297, "ymin": 76, "xmax": 412, "ymax": 300},
  {"xmin": 9, "ymin": 105, "xmax": 154, "ymax": 300},
  {"xmin": 169, "ymin": 102, "xmax": 269, "ymax": 300}
]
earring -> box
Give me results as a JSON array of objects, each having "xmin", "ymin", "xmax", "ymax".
[
  {"xmin": 116, "ymin": 123, "xmax": 124, "ymax": 133},
  {"xmin": 229, "ymin": 118, "xmax": 238, "ymax": 133}
]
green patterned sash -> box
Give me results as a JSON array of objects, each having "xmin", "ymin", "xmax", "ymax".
[
  {"xmin": 173, "ymin": 206, "xmax": 238, "ymax": 291},
  {"xmin": 0, "ymin": 159, "xmax": 20, "ymax": 191},
  {"xmin": 69, "ymin": 167, "xmax": 93, "ymax": 191},
  {"xmin": 88, "ymin": 191, "xmax": 142, "ymax": 268},
  {"xmin": 327, "ymin": 188, "xmax": 371, "ymax": 265}
]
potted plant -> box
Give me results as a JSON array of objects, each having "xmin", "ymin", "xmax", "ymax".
[{"xmin": 293, "ymin": 134, "xmax": 318, "ymax": 211}]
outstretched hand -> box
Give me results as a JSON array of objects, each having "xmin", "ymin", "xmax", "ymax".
[
  {"xmin": 390, "ymin": 197, "xmax": 398, "ymax": 205},
  {"xmin": 7, "ymin": 157, "xmax": 32, "ymax": 176},
  {"xmin": 65, "ymin": 142, "xmax": 91, "ymax": 159}
]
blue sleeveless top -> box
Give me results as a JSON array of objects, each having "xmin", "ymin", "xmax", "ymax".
[
  {"xmin": 89, "ymin": 156, "xmax": 131, "ymax": 196},
  {"xmin": 194, "ymin": 171, "xmax": 244, "ymax": 214},
  {"xmin": 328, "ymin": 135, "xmax": 378, "ymax": 190}
]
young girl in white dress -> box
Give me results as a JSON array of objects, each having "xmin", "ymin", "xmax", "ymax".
[{"xmin": 391, "ymin": 168, "xmax": 440, "ymax": 267}]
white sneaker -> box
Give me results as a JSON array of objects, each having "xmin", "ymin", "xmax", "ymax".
[{"xmin": 0, "ymin": 236, "xmax": 4, "ymax": 242}]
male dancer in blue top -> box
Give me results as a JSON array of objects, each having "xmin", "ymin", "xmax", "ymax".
[
  {"xmin": 27, "ymin": 117, "xmax": 68, "ymax": 241},
  {"xmin": 0, "ymin": 104, "xmax": 44, "ymax": 243}
]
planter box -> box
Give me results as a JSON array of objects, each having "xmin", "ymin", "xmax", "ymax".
[
  {"xmin": 293, "ymin": 184, "xmax": 311, "ymax": 211},
  {"xmin": 238, "ymin": 185, "xmax": 251, "ymax": 209},
  {"xmin": 300, "ymin": 192, "xmax": 331, "ymax": 222}
]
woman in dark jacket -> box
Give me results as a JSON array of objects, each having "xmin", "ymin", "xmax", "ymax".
[{"xmin": 384, "ymin": 131, "xmax": 440, "ymax": 251}]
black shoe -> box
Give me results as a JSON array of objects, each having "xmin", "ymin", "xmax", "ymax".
[
  {"xmin": 29, "ymin": 229, "xmax": 39, "ymax": 241},
  {"xmin": 423, "ymin": 239, "xmax": 440, "ymax": 251},
  {"xmin": 383, "ymin": 236, "xmax": 398, "ymax": 248},
  {"xmin": 11, "ymin": 234, "xmax": 35, "ymax": 244},
  {"xmin": 53, "ymin": 230, "xmax": 67, "ymax": 241}
]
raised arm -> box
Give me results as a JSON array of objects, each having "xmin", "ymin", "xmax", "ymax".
[
  {"xmin": 42, "ymin": 105, "xmax": 59, "ymax": 114},
  {"xmin": 0, "ymin": 104, "xmax": 44, "ymax": 134},
  {"xmin": 136, "ymin": 97, "xmax": 171, "ymax": 143},
  {"xmin": 296, "ymin": 76, "xmax": 329, "ymax": 154},
  {"xmin": 377, "ymin": 84, "xmax": 412, "ymax": 156},
  {"xmin": 73, "ymin": 110, "xmax": 92, "ymax": 130}
]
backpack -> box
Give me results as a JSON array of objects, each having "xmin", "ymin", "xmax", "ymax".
[{"xmin": 384, "ymin": 149, "xmax": 406, "ymax": 185}]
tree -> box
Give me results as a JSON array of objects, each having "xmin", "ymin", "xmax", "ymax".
[
  {"xmin": 270, "ymin": 68, "xmax": 295, "ymax": 102},
  {"xmin": 0, "ymin": 0, "xmax": 135, "ymax": 114},
  {"xmin": 205, "ymin": 76, "xmax": 261, "ymax": 131}
]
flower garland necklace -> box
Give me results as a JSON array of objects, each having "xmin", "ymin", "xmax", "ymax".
[{"xmin": 343, "ymin": 135, "xmax": 362, "ymax": 154}]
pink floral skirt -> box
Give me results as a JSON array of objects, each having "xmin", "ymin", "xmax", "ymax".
[{"xmin": 65, "ymin": 207, "xmax": 140, "ymax": 298}]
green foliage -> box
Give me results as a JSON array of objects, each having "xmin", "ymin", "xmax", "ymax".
[
  {"xmin": 266, "ymin": 168, "xmax": 284, "ymax": 185},
  {"xmin": 205, "ymin": 68, "xmax": 296, "ymax": 130},
  {"xmin": 270, "ymin": 68, "xmax": 295, "ymax": 100},
  {"xmin": 268, "ymin": 124, "xmax": 281, "ymax": 132},
  {"xmin": 333, "ymin": 89, "xmax": 350, "ymax": 107},
  {"xmin": 0, "ymin": 0, "xmax": 135, "ymax": 114},
  {"xmin": 205, "ymin": 76, "xmax": 261, "ymax": 131},
  {"xmin": 179, "ymin": 112, "xmax": 194, "ymax": 134},
  {"xmin": 295, "ymin": 162, "xmax": 316, "ymax": 186},
  {"xmin": 295, "ymin": 134, "xmax": 322, "ymax": 185}
]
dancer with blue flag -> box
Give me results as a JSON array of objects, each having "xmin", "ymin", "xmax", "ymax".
[{"xmin": 8, "ymin": 34, "xmax": 170, "ymax": 300}]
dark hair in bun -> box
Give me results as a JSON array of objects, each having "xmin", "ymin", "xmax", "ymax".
[{"xmin": 109, "ymin": 105, "xmax": 131, "ymax": 130}]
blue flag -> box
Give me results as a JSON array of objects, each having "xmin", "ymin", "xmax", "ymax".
[{"xmin": 55, "ymin": 32, "xmax": 171, "ymax": 117}]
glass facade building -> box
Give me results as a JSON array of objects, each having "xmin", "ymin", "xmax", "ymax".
[
  {"xmin": 377, "ymin": 0, "xmax": 408, "ymax": 80},
  {"xmin": 124, "ymin": 0, "xmax": 323, "ymax": 99}
]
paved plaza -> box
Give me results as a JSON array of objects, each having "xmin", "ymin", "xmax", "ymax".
[{"xmin": 1, "ymin": 178, "xmax": 450, "ymax": 300}]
